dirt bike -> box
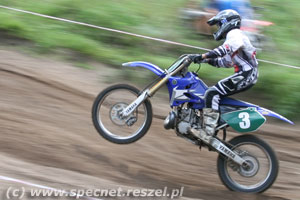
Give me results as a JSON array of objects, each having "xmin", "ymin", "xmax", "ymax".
[{"xmin": 92, "ymin": 55, "xmax": 294, "ymax": 193}]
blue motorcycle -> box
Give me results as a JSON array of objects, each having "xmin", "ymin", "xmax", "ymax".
[{"xmin": 92, "ymin": 55, "xmax": 293, "ymax": 193}]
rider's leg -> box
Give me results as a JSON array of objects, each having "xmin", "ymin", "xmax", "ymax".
[
  {"xmin": 203, "ymin": 87, "xmax": 221, "ymax": 136},
  {"xmin": 189, "ymin": 71, "xmax": 254, "ymax": 141},
  {"xmin": 189, "ymin": 87, "xmax": 221, "ymax": 142},
  {"xmin": 202, "ymin": 73, "xmax": 248, "ymax": 137}
]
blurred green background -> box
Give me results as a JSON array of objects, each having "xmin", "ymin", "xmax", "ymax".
[{"xmin": 0, "ymin": 0, "xmax": 299, "ymax": 119}]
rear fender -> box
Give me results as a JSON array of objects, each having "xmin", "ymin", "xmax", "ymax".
[
  {"xmin": 220, "ymin": 97, "xmax": 294, "ymax": 125},
  {"xmin": 122, "ymin": 61, "xmax": 165, "ymax": 77},
  {"xmin": 257, "ymin": 107, "xmax": 294, "ymax": 125}
]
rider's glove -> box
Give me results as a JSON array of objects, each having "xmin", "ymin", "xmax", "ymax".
[{"xmin": 193, "ymin": 54, "xmax": 204, "ymax": 64}]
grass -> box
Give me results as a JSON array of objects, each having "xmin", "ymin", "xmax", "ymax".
[{"xmin": 0, "ymin": 0, "xmax": 299, "ymax": 120}]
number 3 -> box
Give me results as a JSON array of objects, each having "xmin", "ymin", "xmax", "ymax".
[{"xmin": 238, "ymin": 112, "xmax": 250, "ymax": 129}]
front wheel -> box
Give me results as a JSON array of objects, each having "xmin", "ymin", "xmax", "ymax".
[
  {"xmin": 92, "ymin": 84, "xmax": 152, "ymax": 144},
  {"xmin": 217, "ymin": 134, "xmax": 279, "ymax": 193}
]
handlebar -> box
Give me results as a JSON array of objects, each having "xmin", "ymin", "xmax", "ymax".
[
  {"xmin": 181, "ymin": 54, "xmax": 204, "ymax": 67},
  {"xmin": 167, "ymin": 54, "xmax": 204, "ymax": 75},
  {"xmin": 178, "ymin": 54, "xmax": 199, "ymax": 62}
]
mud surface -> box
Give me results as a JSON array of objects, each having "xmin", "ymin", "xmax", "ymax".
[{"xmin": 0, "ymin": 49, "xmax": 299, "ymax": 200}]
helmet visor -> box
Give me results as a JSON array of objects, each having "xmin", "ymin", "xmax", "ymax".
[{"xmin": 207, "ymin": 16, "xmax": 218, "ymax": 26}]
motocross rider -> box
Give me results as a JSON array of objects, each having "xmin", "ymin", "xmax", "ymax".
[{"xmin": 190, "ymin": 9, "xmax": 258, "ymax": 141}]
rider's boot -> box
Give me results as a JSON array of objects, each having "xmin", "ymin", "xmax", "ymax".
[{"xmin": 188, "ymin": 108, "xmax": 219, "ymax": 143}]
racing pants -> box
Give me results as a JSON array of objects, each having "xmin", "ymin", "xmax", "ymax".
[{"xmin": 205, "ymin": 67, "xmax": 258, "ymax": 110}]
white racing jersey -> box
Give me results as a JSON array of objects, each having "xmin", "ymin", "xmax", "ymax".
[{"xmin": 207, "ymin": 29, "xmax": 258, "ymax": 73}]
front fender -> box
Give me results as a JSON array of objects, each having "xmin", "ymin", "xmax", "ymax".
[{"xmin": 122, "ymin": 61, "xmax": 165, "ymax": 77}]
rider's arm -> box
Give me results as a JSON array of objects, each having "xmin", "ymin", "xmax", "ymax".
[
  {"xmin": 203, "ymin": 45, "xmax": 231, "ymax": 59},
  {"xmin": 203, "ymin": 31, "xmax": 244, "ymax": 59},
  {"xmin": 203, "ymin": 54, "xmax": 233, "ymax": 68},
  {"xmin": 194, "ymin": 30, "xmax": 244, "ymax": 64},
  {"xmin": 193, "ymin": 45, "xmax": 229, "ymax": 64}
]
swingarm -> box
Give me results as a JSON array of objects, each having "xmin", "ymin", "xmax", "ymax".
[{"xmin": 210, "ymin": 138, "xmax": 246, "ymax": 166}]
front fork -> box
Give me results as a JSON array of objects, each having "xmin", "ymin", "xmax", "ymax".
[
  {"xmin": 120, "ymin": 89, "xmax": 150, "ymax": 117},
  {"xmin": 121, "ymin": 73, "xmax": 171, "ymax": 117}
]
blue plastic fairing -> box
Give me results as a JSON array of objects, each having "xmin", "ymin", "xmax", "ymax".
[{"xmin": 122, "ymin": 60, "xmax": 294, "ymax": 125}]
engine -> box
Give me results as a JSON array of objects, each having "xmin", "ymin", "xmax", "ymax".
[{"xmin": 164, "ymin": 107, "xmax": 201, "ymax": 135}]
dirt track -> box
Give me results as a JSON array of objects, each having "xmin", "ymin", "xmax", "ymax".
[{"xmin": 0, "ymin": 48, "xmax": 299, "ymax": 200}]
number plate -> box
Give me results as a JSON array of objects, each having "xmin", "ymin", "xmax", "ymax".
[{"xmin": 221, "ymin": 107, "xmax": 266, "ymax": 133}]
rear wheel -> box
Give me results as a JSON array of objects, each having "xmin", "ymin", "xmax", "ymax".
[
  {"xmin": 217, "ymin": 134, "xmax": 279, "ymax": 193},
  {"xmin": 92, "ymin": 84, "xmax": 152, "ymax": 144}
]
